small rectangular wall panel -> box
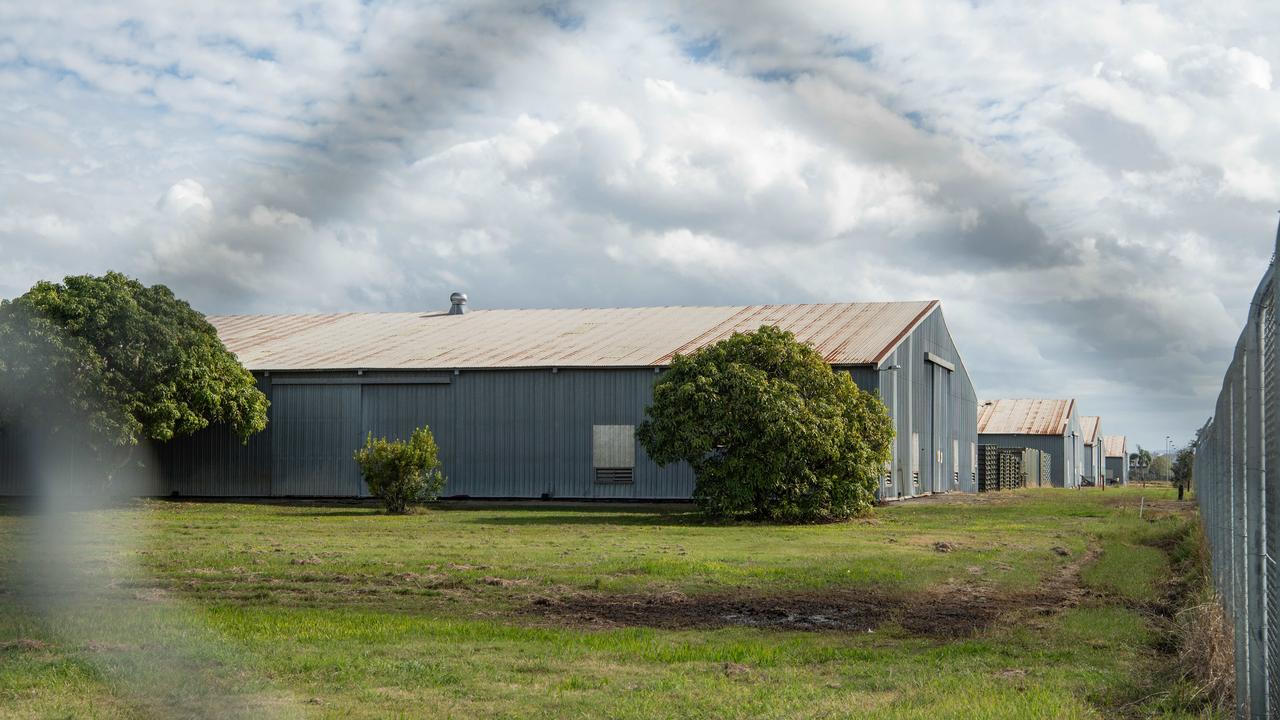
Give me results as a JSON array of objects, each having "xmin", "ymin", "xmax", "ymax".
[{"xmin": 592, "ymin": 425, "xmax": 636, "ymax": 468}]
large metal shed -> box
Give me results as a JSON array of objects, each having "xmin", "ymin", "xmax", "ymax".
[
  {"xmin": 977, "ymin": 399, "xmax": 1085, "ymax": 488},
  {"xmin": 143, "ymin": 298, "xmax": 980, "ymax": 500},
  {"xmin": 1080, "ymin": 416, "xmax": 1102, "ymax": 486},
  {"xmin": 1102, "ymin": 435, "xmax": 1128, "ymax": 485}
]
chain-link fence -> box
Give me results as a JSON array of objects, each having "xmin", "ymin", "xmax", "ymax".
[{"xmin": 1194, "ymin": 250, "xmax": 1278, "ymax": 719}]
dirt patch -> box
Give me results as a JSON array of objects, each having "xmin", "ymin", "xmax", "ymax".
[
  {"xmin": 0, "ymin": 638, "xmax": 48, "ymax": 652},
  {"xmin": 1102, "ymin": 496, "xmax": 1196, "ymax": 519},
  {"xmin": 528, "ymin": 545, "xmax": 1101, "ymax": 638},
  {"xmin": 482, "ymin": 576, "xmax": 529, "ymax": 588},
  {"xmin": 529, "ymin": 587, "xmax": 1008, "ymax": 638}
]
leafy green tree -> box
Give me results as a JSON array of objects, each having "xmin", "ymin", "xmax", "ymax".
[
  {"xmin": 636, "ymin": 325, "xmax": 894, "ymax": 523},
  {"xmin": 1130, "ymin": 445, "xmax": 1154, "ymax": 482},
  {"xmin": 1173, "ymin": 446, "xmax": 1195, "ymax": 497},
  {"xmin": 0, "ymin": 273, "xmax": 268, "ymax": 472},
  {"xmin": 354, "ymin": 427, "xmax": 446, "ymax": 513},
  {"xmin": 1136, "ymin": 446, "xmax": 1152, "ymax": 468}
]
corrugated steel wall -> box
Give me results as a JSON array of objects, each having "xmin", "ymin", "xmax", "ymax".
[
  {"xmin": 272, "ymin": 383, "xmax": 364, "ymax": 496},
  {"xmin": 875, "ymin": 306, "xmax": 978, "ymax": 499},
  {"xmin": 157, "ymin": 368, "xmax": 699, "ymax": 499},
  {"xmin": 1067, "ymin": 411, "xmax": 1084, "ymax": 487}
]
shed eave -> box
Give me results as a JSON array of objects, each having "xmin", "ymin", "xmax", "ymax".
[{"xmin": 248, "ymin": 363, "xmax": 674, "ymax": 374}]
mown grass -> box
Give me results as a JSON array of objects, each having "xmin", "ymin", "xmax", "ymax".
[{"xmin": 0, "ymin": 487, "xmax": 1216, "ymax": 719}]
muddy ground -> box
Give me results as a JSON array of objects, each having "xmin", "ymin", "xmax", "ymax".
[{"xmin": 528, "ymin": 547, "xmax": 1099, "ymax": 639}]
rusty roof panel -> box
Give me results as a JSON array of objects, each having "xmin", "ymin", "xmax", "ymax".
[
  {"xmin": 1102, "ymin": 435, "xmax": 1127, "ymax": 457},
  {"xmin": 208, "ymin": 301, "xmax": 938, "ymax": 372},
  {"xmin": 1080, "ymin": 416, "xmax": 1101, "ymax": 445},
  {"xmin": 977, "ymin": 398, "xmax": 1076, "ymax": 436}
]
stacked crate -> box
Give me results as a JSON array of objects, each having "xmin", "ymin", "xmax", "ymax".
[
  {"xmin": 977, "ymin": 444, "xmax": 1000, "ymax": 492},
  {"xmin": 995, "ymin": 449, "xmax": 1017, "ymax": 490},
  {"xmin": 978, "ymin": 446, "xmax": 1049, "ymax": 492}
]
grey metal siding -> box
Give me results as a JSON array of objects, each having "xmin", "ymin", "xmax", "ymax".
[
  {"xmin": 931, "ymin": 363, "xmax": 950, "ymax": 492},
  {"xmin": 863, "ymin": 306, "xmax": 978, "ymax": 499},
  {"xmin": 1084, "ymin": 439, "xmax": 1103, "ymax": 484},
  {"xmin": 154, "ymin": 368, "xmax": 696, "ymax": 499},
  {"xmin": 1066, "ymin": 411, "xmax": 1084, "ymax": 488},
  {"xmin": 271, "ymin": 384, "xmax": 363, "ymax": 496}
]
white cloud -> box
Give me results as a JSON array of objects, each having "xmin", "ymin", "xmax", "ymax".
[
  {"xmin": 157, "ymin": 179, "xmax": 212, "ymax": 223},
  {"xmin": 1, "ymin": 0, "xmax": 1278, "ymax": 450}
]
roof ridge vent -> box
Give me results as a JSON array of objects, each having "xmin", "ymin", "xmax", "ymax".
[{"xmin": 449, "ymin": 292, "xmax": 468, "ymax": 315}]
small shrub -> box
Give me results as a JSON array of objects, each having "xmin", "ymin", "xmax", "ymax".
[{"xmin": 353, "ymin": 427, "xmax": 446, "ymax": 514}]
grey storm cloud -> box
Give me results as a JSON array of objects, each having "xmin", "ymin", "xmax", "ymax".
[
  {"xmin": 1056, "ymin": 105, "xmax": 1171, "ymax": 173},
  {"xmin": 1, "ymin": 0, "xmax": 1279, "ymax": 452}
]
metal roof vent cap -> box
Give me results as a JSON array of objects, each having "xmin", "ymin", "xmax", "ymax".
[{"xmin": 449, "ymin": 292, "xmax": 468, "ymax": 315}]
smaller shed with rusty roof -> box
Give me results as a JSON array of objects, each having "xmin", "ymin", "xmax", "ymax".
[
  {"xmin": 150, "ymin": 296, "xmax": 979, "ymax": 500},
  {"xmin": 1080, "ymin": 416, "xmax": 1103, "ymax": 486},
  {"xmin": 978, "ymin": 399, "xmax": 1085, "ymax": 488},
  {"xmin": 1102, "ymin": 435, "xmax": 1128, "ymax": 485}
]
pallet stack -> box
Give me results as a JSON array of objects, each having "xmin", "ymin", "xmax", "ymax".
[
  {"xmin": 978, "ymin": 446, "xmax": 1048, "ymax": 492},
  {"xmin": 1003, "ymin": 449, "xmax": 1027, "ymax": 490},
  {"xmin": 977, "ymin": 444, "xmax": 1001, "ymax": 492},
  {"xmin": 978, "ymin": 445, "xmax": 1017, "ymax": 491}
]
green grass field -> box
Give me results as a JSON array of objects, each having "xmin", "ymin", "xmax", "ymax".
[{"xmin": 0, "ymin": 487, "xmax": 1215, "ymax": 719}]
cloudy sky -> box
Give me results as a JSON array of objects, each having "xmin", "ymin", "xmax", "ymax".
[{"xmin": 2, "ymin": 1, "xmax": 1277, "ymax": 453}]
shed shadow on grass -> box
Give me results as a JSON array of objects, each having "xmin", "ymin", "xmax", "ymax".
[{"xmin": 454, "ymin": 511, "xmax": 703, "ymax": 527}]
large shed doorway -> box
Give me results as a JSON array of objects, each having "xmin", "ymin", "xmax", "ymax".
[
  {"xmin": 271, "ymin": 384, "xmax": 363, "ymax": 496},
  {"xmin": 931, "ymin": 364, "xmax": 949, "ymax": 493}
]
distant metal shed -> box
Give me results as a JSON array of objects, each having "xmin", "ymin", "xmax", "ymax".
[
  {"xmin": 1102, "ymin": 435, "xmax": 1129, "ymax": 485},
  {"xmin": 138, "ymin": 298, "xmax": 980, "ymax": 500},
  {"xmin": 1080, "ymin": 416, "xmax": 1102, "ymax": 486},
  {"xmin": 978, "ymin": 399, "xmax": 1085, "ymax": 488}
]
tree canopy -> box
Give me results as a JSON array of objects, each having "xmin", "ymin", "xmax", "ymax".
[
  {"xmin": 636, "ymin": 325, "xmax": 894, "ymax": 522},
  {"xmin": 0, "ymin": 272, "xmax": 268, "ymax": 455},
  {"xmin": 1172, "ymin": 446, "xmax": 1195, "ymax": 490}
]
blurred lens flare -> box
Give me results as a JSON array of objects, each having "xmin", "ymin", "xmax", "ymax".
[{"xmin": 2, "ymin": 356, "xmax": 296, "ymax": 718}]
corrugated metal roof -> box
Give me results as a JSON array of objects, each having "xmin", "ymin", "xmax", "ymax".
[
  {"xmin": 977, "ymin": 398, "xmax": 1076, "ymax": 436},
  {"xmin": 1080, "ymin": 416, "xmax": 1101, "ymax": 445},
  {"xmin": 208, "ymin": 301, "xmax": 939, "ymax": 372},
  {"xmin": 1102, "ymin": 435, "xmax": 1127, "ymax": 457}
]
